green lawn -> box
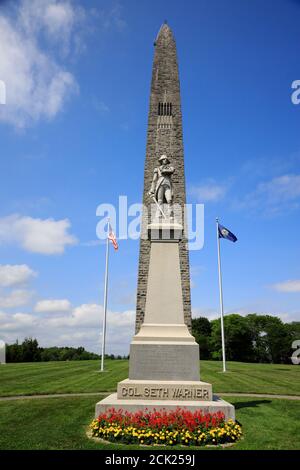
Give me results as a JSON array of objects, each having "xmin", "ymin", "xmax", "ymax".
[
  {"xmin": 0, "ymin": 361, "xmax": 299, "ymax": 450},
  {"xmin": 0, "ymin": 395, "xmax": 299, "ymax": 450},
  {"xmin": 0, "ymin": 360, "xmax": 299, "ymax": 397}
]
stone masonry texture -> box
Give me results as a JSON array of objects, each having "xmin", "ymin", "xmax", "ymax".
[{"xmin": 136, "ymin": 24, "xmax": 192, "ymax": 333}]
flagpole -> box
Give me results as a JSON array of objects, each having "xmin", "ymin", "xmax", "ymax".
[
  {"xmin": 100, "ymin": 219, "xmax": 110, "ymax": 372},
  {"xmin": 216, "ymin": 217, "xmax": 226, "ymax": 373}
]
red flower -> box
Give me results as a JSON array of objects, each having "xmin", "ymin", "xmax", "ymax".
[{"xmin": 95, "ymin": 407, "xmax": 226, "ymax": 432}]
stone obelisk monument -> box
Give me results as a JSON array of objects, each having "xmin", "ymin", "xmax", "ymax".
[
  {"xmin": 136, "ymin": 23, "xmax": 192, "ymax": 335},
  {"xmin": 95, "ymin": 23, "xmax": 234, "ymax": 421}
]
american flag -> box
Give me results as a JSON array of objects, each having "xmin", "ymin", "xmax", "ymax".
[{"xmin": 108, "ymin": 223, "xmax": 118, "ymax": 251}]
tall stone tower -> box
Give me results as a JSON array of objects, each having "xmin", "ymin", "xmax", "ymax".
[{"xmin": 136, "ymin": 22, "xmax": 191, "ymax": 333}]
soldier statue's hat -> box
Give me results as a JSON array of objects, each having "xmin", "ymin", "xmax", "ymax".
[{"xmin": 159, "ymin": 154, "xmax": 170, "ymax": 163}]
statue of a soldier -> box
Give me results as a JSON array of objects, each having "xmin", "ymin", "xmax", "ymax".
[{"xmin": 148, "ymin": 155, "xmax": 175, "ymax": 220}]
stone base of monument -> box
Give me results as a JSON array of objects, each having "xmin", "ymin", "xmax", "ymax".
[
  {"xmin": 95, "ymin": 379, "xmax": 235, "ymax": 421},
  {"xmin": 95, "ymin": 392, "xmax": 235, "ymax": 421},
  {"xmin": 117, "ymin": 379, "xmax": 213, "ymax": 400}
]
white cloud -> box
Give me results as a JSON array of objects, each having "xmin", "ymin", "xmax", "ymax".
[
  {"xmin": 236, "ymin": 174, "xmax": 300, "ymax": 216},
  {"xmin": 257, "ymin": 174, "xmax": 300, "ymax": 204},
  {"xmin": 0, "ymin": 302, "xmax": 135, "ymax": 355},
  {"xmin": 0, "ymin": 214, "xmax": 77, "ymax": 254},
  {"xmin": 0, "ymin": 0, "xmax": 84, "ymax": 128},
  {"xmin": 0, "ymin": 1, "xmax": 127, "ymax": 128},
  {"xmin": 0, "ymin": 311, "xmax": 37, "ymax": 332},
  {"xmin": 0, "ymin": 264, "xmax": 37, "ymax": 287},
  {"xmin": 271, "ymin": 280, "xmax": 300, "ymax": 293},
  {"xmin": 192, "ymin": 307, "xmax": 219, "ymax": 321},
  {"xmin": 34, "ymin": 299, "xmax": 71, "ymax": 313},
  {"xmin": 0, "ymin": 289, "xmax": 32, "ymax": 308},
  {"xmin": 46, "ymin": 303, "xmax": 135, "ymax": 329},
  {"xmin": 189, "ymin": 179, "xmax": 227, "ymax": 202},
  {"xmin": 19, "ymin": 0, "xmax": 82, "ymax": 51}
]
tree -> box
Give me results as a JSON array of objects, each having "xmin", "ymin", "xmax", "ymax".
[
  {"xmin": 21, "ymin": 338, "xmax": 41, "ymax": 362},
  {"xmin": 6, "ymin": 340, "xmax": 22, "ymax": 363},
  {"xmin": 192, "ymin": 317, "xmax": 212, "ymax": 359},
  {"xmin": 286, "ymin": 321, "xmax": 300, "ymax": 341},
  {"xmin": 209, "ymin": 314, "xmax": 255, "ymax": 362},
  {"xmin": 246, "ymin": 314, "xmax": 293, "ymax": 364},
  {"xmin": 245, "ymin": 314, "xmax": 271, "ymax": 363},
  {"xmin": 40, "ymin": 347, "xmax": 60, "ymax": 362}
]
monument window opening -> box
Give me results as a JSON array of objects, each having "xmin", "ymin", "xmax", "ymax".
[
  {"xmin": 157, "ymin": 101, "xmax": 173, "ymax": 129},
  {"xmin": 158, "ymin": 102, "xmax": 173, "ymax": 116}
]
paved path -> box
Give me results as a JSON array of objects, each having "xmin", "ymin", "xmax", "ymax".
[{"xmin": 0, "ymin": 391, "xmax": 300, "ymax": 402}]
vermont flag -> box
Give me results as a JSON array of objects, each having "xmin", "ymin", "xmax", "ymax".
[{"xmin": 218, "ymin": 224, "xmax": 237, "ymax": 243}]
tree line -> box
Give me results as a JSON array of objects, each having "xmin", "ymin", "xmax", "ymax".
[
  {"xmin": 5, "ymin": 339, "xmax": 127, "ymax": 363},
  {"xmin": 192, "ymin": 313, "xmax": 300, "ymax": 364}
]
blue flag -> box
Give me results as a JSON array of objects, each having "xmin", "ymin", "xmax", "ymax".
[{"xmin": 218, "ymin": 224, "xmax": 237, "ymax": 243}]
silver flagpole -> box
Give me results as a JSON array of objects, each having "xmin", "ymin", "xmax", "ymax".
[
  {"xmin": 100, "ymin": 219, "xmax": 110, "ymax": 372},
  {"xmin": 216, "ymin": 217, "xmax": 226, "ymax": 373}
]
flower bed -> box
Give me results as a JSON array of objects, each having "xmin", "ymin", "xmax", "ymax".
[{"xmin": 90, "ymin": 408, "xmax": 242, "ymax": 446}]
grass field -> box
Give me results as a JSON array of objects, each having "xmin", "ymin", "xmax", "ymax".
[
  {"xmin": 0, "ymin": 396, "xmax": 299, "ymax": 450},
  {"xmin": 0, "ymin": 360, "xmax": 299, "ymax": 450},
  {"xmin": 0, "ymin": 359, "xmax": 299, "ymax": 397}
]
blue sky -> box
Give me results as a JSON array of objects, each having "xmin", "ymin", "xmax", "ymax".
[{"xmin": 0, "ymin": 0, "xmax": 299, "ymax": 355}]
